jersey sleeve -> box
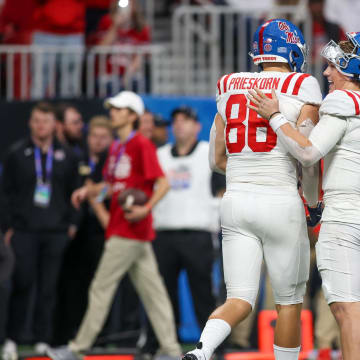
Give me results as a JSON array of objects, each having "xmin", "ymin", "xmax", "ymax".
[
  {"xmin": 296, "ymin": 75, "xmax": 323, "ymax": 106},
  {"xmin": 309, "ymin": 114, "xmax": 347, "ymax": 156},
  {"xmin": 216, "ymin": 74, "xmax": 228, "ymax": 120},
  {"xmin": 320, "ymin": 90, "xmax": 360, "ymax": 117}
]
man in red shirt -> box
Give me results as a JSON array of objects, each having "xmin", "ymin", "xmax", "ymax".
[{"xmin": 47, "ymin": 91, "xmax": 182, "ymax": 360}]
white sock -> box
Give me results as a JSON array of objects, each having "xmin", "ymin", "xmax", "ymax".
[
  {"xmin": 273, "ymin": 344, "xmax": 301, "ymax": 360},
  {"xmin": 198, "ymin": 319, "xmax": 231, "ymax": 360}
]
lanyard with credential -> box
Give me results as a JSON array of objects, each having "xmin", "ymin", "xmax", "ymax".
[
  {"xmin": 106, "ymin": 131, "xmax": 136, "ymax": 183},
  {"xmin": 33, "ymin": 145, "xmax": 54, "ymax": 207},
  {"xmin": 34, "ymin": 145, "xmax": 54, "ymax": 184},
  {"xmin": 97, "ymin": 131, "xmax": 136, "ymax": 202}
]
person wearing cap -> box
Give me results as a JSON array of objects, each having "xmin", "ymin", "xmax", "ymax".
[
  {"xmin": 142, "ymin": 106, "xmax": 222, "ymax": 355},
  {"xmin": 47, "ymin": 91, "xmax": 182, "ymax": 360}
]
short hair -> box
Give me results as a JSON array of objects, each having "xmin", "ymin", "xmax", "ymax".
[
  {"xmin": 31, "ymin": 102, "xmax": 55, "ymax": 115},
  {"xmin": 55, "ymin": 102, "xmax": 81, "ymax": 123},
  {"xmin": 88, "ymin": 115, "xmax": 112, "ymax": 134},
  {"xmin": 339, "ymin": 40, "xmax": 355, "ymax": 54}
]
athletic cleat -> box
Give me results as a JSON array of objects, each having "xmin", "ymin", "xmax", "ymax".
[
  {"xmin": 2, "ymin": 339, "xmax": 18, "ymax": 360},
  {"xmin": 46, "ymin": 346, "xmax": 80, "ymax": 360},
  {"xmin": 182, "ymin": 348, "xmax": 207, "ymax": 360}
]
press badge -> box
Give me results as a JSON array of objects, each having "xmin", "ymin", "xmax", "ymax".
[{"xmin": 34, "ymin": 182, "xmax": 51, "ymax": 208}]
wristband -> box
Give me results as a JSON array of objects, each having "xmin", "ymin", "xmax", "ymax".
[
  {"xmin": 269, "ymin": 113, "xmax": 288, "ymax": 132},
  {"xmin": 269, "ymin": 111, "xmax": 281, "ymax": 120}
]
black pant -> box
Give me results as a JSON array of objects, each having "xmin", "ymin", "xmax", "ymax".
[
  {"xmin": 144, "ymin": 230, "xmax": 216, "ymax": 352},
  {"xmin": 7, "ymin": 231, "xmax": 69, "ymax": 343},
  {"xmin": 54, "ymin": 228, "xmax": 104, "ymax": 345}
]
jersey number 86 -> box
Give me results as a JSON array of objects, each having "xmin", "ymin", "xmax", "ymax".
[{"xmin": 225, "ymin": 94, "xmax": 277, "ymax": 154}]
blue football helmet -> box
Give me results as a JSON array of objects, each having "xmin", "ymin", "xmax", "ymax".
[
  {"xmin": 321, "ymin": 32, "xmax": 360, "ymax": 79},
  {"xmin": 249, "ymin": 19, "xmax": 308, "ymax": 73}
]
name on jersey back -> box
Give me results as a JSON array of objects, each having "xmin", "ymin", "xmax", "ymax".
[{"xmin": 228, "ymin": 76, "xmax": 280, "ymax": 91}]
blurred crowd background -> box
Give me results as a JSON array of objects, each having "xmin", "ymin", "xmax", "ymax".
[{"xmin": 0, "ymin": 0, "xmax": 357, "ymax": 358}]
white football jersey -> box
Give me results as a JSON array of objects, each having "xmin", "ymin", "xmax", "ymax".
[
  {"xmin": 216, "ymin": 71, "xmax": 322, "ymax": 189},
  {"xmin": 316, "ymin": 90, "xmax": 360, "ymax": 224}
]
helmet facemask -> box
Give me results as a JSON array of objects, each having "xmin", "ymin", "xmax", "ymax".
[{"xmin": 321, "ymin": 33, "xmax": 360, "ymax": 79}]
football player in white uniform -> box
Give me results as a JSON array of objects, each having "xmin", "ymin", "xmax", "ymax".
[
  {"xmin": 248, "ymin": 31, "xmax": 360, "ymax": 360},
  {"xmin": 183, "ymin": 19, "xmax": 322, "ymax": 360}
]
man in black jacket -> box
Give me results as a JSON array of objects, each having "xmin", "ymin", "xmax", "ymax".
[{"xmin": 1, "ymin": 102, "xmax": 80, "ymax": 359}]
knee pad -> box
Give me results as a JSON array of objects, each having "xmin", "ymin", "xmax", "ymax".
[{"xmin": 226, "ymin": 286, "xmax": 257, "ymax": 309}]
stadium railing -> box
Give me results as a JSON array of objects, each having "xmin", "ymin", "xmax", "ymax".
[
  {"xmin": 0, "ymin": 4, "xmax": 327, "ymax": 100},
  {"xmin": 0, "ymin": 44, "xmax": 173, "ymax": 100},
  {"xmin": 172, "ymin": 4, "xmax": 327, "ymax": 96}
]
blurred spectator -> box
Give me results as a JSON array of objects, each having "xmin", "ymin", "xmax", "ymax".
[
  {"xmin": 152, "ymin": 115, "xmax": 169, "ymax": 147},
  {"xmin": 138, "ymin": 110, "xmax": 169, "ymax": 147},
  {"xmin": 31, "ymin": 0, "xmax": 86, "ymax": 98},
  {"xmin": 0, "ymin": 0, "xmax": 35, "ymax": 44},
  {"xmin": 0, "ymin": 0, "xmax": 36, "ymax": 98},
  {"xmin": 324, "ymin": 0, "xmax": 360, "ymax": 34},
  {"xmin": 55, "ymin": 103, "xmax": 86, "ymax": 158},
  {"xmin": 85, "ymin": 0, "xmax": 112, "ymax": 37},
  {"xmin": 87, "ymin": 0, "xmax": 151, "ymax": 92},
  {"xmin": 308, "ymin": 0, "xmax": 345, "ymax": 61},
  {"xmin": 48, "ymin": 91, "xmax": 181, "ymax": 360},
  {"xmin": 144, "ymin": 106, "xmax": 220, "ymax": 354},
  {"xmin": 54, "ymin": 116, "xmax": 113, "ymax": 344},
  {"xmin": 0, "ymin": 102, "xmax": 80, "ymax": 359},
  {"xmin": 138, "ymin": 110, "xmax": 155, "ymax": 139}
]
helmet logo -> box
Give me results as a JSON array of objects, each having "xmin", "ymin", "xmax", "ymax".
[
  {"xmin": 264, "ymin": 44, "xmax": 272, "ymax": 52},
  {"xmin": 278, "ymin": 21, "xmax": 290, "ymax": 32},
  {"xmin": 286, "ymin": 31, "xmax": 300, "ymax": 44}
]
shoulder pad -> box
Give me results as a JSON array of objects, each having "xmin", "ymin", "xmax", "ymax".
[
  {"xmin": 320, "ymin": 90, "xmax": 360, "ymax": 117},
  {"xmin": 296, "ymin": 75, "xmax": 323, "ymax": 105},
  {"xmin": 216, "ymin": 73, "xmax": 237, "ymax": 100}
]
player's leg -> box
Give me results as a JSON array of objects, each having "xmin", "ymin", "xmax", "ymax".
[
  {"xmin": 330, "ymin": 302, "xmax": 360, "ymax": 360},
  {"xmin": 183, "ymin": 190, "xmax": 264, "ymax": 360},
  {"xmin": 183, "ymin": 233, "xmax": 262, "ymax": 360},
  {"xmin": 263, "ymin": 193, "xmax": 309, "ymax": 359},
  {"xmin": 316, "ymin": 222, "xmax": 360, "ymax": 360}
]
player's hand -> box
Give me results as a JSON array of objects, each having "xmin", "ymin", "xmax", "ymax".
[
  {"xmin": 247, "ymin": 88, "xmax": 280, "ymax": 120},
  {"xmin": 67, "ymin": 224, "xmax": 78, "ymax": 240},
  {"xmin": 71, "ymin": 186, "xmax": 88, "ymax": 209},
  {"xmin": 124, "ymin": 205, "xmax": 150, "ymax": 223},
  {"xmin": 4, "ymin": 228, "xmax": 14, "ymax": 246},
  {"xmin": 306, "ymin": 202, "xmax": 323, "ymax": 227}
]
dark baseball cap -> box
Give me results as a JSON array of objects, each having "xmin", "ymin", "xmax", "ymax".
[
  {"xmin": 171, "ymin": 106, "xmax": 198, "ymax": 122},
  {"xmin": 154, "ymin": 114, "xmax": 169, "ymax": 127}
]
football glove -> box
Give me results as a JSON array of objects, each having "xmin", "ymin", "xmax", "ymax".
[{"xmin": 306, "ymin": 202, "xmax": 323, "ymax": 227}]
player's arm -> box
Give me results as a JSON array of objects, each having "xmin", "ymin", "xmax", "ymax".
[
  {"xmin": 296, "ymin": 104, "xmax": 320, "ymax": 206},
  {"xmin": 209, "ymin": 113, "xmax": 227, "ymax": 174},
  {"xmin": 247, "ymin": 88, "xmax": 346, "ymax": 167}
]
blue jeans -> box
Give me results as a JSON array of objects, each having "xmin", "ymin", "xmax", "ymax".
[{"xmin": 31, "ymin": 32, "xmax": 84, "ymax": 99}]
